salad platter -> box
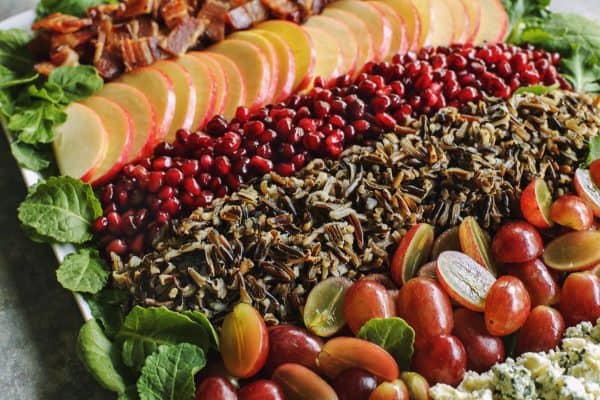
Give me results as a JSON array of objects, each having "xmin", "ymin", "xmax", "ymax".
[{"xmin": 2, "ymin": 0, "xmax": 600, "ymax": 399}]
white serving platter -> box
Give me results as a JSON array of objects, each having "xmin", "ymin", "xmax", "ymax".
[{"xmin": 0, "ymin": 10, "xmax": 93, "ymax": 322}]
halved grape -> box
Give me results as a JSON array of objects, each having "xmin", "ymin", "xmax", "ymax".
[
  {"xmin": 391, "ymin": 223, "xmax": 435, "ymax": 285},
  {"xmin": 459, "ymin": 217, "xmax": 496, "ymax": 275},
  {"xmin": 542, "ymin": 230, "xmax": 600, "ymax": 271},
  {"xmin": 304, "ymin": 277, "xmax": 352, "ymax": 337}
]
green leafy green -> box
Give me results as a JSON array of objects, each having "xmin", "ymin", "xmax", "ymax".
[
  {"xmin": 559, "ymin": 47, "xmax": 600, "ymax": 93},
  {"xmin": 181, "ymin": 310, "xmax": 220, "ymax": 350},
  {"xmin": 118, "ymin": 386, "xmax": 140, "ymax": 400},
  {"xmin": 36, "ymin": 0, "xmax": 118, "ymax": 18},
  {"xmin": 56, "ymin": 248, "xmax": 109, "ymax": 293},
  {"xmin": 501, "ymin": 0, "xmax": 551, "ymax": 43},
  {"xmin": 77, "ymin": 319, "xmax": 129, "ymax": 394},
  {"xmin": 48, "ymin": 65, "xmax": 103, "ymax": 103},
  {"xmin": 9, "ymin": 101, "xmax": 67, "ymax": 144},
  {"xmin": 513, "ymin": 83, "xmax": 559, "ymax": 96},
  {"xmin": 117, "ymin": 306, "xmax": 218, "ymax": 371},
  {"xmin": 137, "ymin": 343, "xmax": 206, "ymax": 400},
  {"xmin": 357, "ymin": 317, "xmax": 415, "ymax": 369},
  {"xmin": 85, "ymin": 289, "xmax": 129, "ymax": 339},
  {"xmin": 0, "ymin": 29, "xmax": 34, "ymax": 75},
  {"xmin": 17, "ymin": 176, "xmax": 102, "ymax": 243},
  {"xmin": 10, "ymin": 141, "xmax": 51, "ymax": 171},
  {"xmin": 587, "ymin": 136, "xmax": 600, "ymax": 166}
]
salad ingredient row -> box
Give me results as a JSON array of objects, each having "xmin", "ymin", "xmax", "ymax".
[
  {"xmin": 87, "ymin": 43, "xmax": 572, "ymax": 257},
  {"xmin": 107, "ymin": 90, "xmax": 599, "ymax": 325}
]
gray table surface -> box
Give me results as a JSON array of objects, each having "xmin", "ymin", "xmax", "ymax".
[{"xmin": 0, "ymin": 1, "xmax": 597, "ymax": 399}]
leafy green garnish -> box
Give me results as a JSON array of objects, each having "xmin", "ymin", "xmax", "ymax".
[
  {"xmin": 48, "ymin": 65, "xmax": 103, "ymax": 103},
  {"xmin": 36, "ymin": 0, "xmax": 118, "ymax": 18},
  {"xmin": 501, "ymin": 0, "xmax": 551, "ymax": 43},
  {"xmin": 56, "ymin": 248, "xmax": 109, "ymax": 294},
  {"xmin": 587, "ymin": 136, "xmax": 600, "ymax": 166},
  {"xmin": 85, "ymin": 289, "xmax": 129, "ymax": 339},
  {"xmin": 9, "ymin": 141, "xmax": 51, "ymax": 171},
  {"xmin": 513, "ymin": 83, "xmax": 559, "ymax": 95},
  {"xmin": 117, "ymin": 306, "xmax": 218, "ymax": 371},
  {"xmin": 357, "ymin": 317, "xmax": 415, "ymax": 369},
  {"xmin": 9, "ymin": 101, "xmax": 67, "ymax": 144},
  {"xmin": 17, "ymin": 176, "xmax": 102, "ymax": 243},
  {"xmin": 0, "ymin": 29, "xmax": 34, "ymax": 75},
  {"xmin": 137, "ymin": 344, "xmax": 206, "ymax": 400},
  {"xmin": 77, "ymin": 319, "xmax": 129, "ymax": 394},
  {"xmin": 559, "ymin": 47, "xmax": 600, "ymax": 93}
]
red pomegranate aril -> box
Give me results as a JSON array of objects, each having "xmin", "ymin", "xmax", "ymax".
[
  {"xmin": 303, "ymin": 132, "xmax": 323, "ymax": 151},
  {"xmin": 101, "ymin": 184, "xmax": 115, "ymax": 203},
  {"xmin": 458, "ymin": 87, "xmax": 480, "ymax": 103},
  {"xmin": 375, "ymin": 112, "xmax": 396, "ymax": 129},
  {"xmin": 181, "ymin": 192, "xmax": 195, "ymax": 208},
  {"xmin": 279, "ymin": 143, "xmax": 295, "ymax": 160},
  {"xmin": 181, "ymin": 160, "xmax": 199, "ymax": 176},
  {"xmin": 106, "ymin": 211, "xmax": 122, "ymax": 234},
  {"xmin": 298, "ymin": 118, "xmax": 317, "ymax": 133},
  {"xmin": 224, "ymin": 173, "xmax": 242, "ymax": 191},
  {"xmin": 134, "ymin": 208, "xmax": 148, "ymax": 226},
  {"xmin": 196, "ymin": 190, "xmax": 215, "ymax": 207},
  {"xmin": 158, "ymin": 186, "xmax": 175, "ymax": 200},
  {"xmin": 275, "ymin": 118, "xmax": 293, "ymax": 139},
  {"xmin": 275, "ymin": 162, "xmax": 296, "ymax": 176},
  {"xmin": 198, "ymin": 172, "xmax": 212, "ymax": 188},
  {"xmin": 129, "ymin": 233, "xmax": 145, "ymax": 254},
  {"xmin": 106, "ymin": 238, "xmax": 127, "ymax": 255},
  {"xmin": 256, "ymin": 143, "xmax": 272, "ymax": 159},
  {"xmin": 121, "ymin": 214, "xmax": 137, "ymax": 235},
  {"xmin": 522, "ymin": 70, "xmax": 541, "ymax": 85},
  {"xmin": 208, "ymin": 176, "xmax": 222, "ymax": 192},
  {"xmin": 152, "ymin": 156, "xmax": 172, "ymax": 171},
  {"xmin": 161, "ymin": 197, "xmax": 180, "ymax": 215},
  {"xmin": 183, "ymin": 177, "xmax": 202, "ymax": 196},
  {"xmin": 250, "ymin": 155, "xmax": 273, "ymax": 174},
  {"xmin": 164, "ymin": 168, "xmax": 184, "ymax": 186},
  {"xmin": 235, "ymin": 106, "xmax": 251, "ymax": 123},
  {"xmin": 156, "ymin": 211, "xmax": 170, "ymax": 224},
  {"xmin": 214, "ymin": 155, "xmax": 231, "ymax": 176},
  {"xmin": 176, "ymin": 129, "xmax": 191, "ymax": 143},
  {"xmin": 448, "ymin": 54, "xmax": 467, "ymax": 69},
  {"xmin": 147, "ymin": 172, "xmax": 164, "ymax": 193},
  {"xmin": 245, "ymin": 120, "xmax": 265, "ymax": 137},
  {"xmin": 292, "ymin": 153, "xmax": 306, "ymax": 169},
  {"xmin": 93, "ymin": 217, "xmax": 108, "ymax": 233},
  {"xmin": 206, "ymin": 115, "xmax": 229, "ymax": 136},
  {"xmin": 216, "ymin": 131, "xmax": 242, "ymax": 155},
  {"xmin": 314, "ymin": 100, "xmax": 331, "ymax": 118}
]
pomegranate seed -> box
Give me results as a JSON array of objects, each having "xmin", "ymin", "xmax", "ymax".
[
  {"xmin": 250, "ymin": 155, "xmax": 273, "ymax": 174},
  {"xmin": 181, "ymin": 160, "xmax": 199, "ymax": 176},
  {"xmin": 117, "ymin": 190, "xmax": 129, "ymax": 208},
  {"xmin": 235, "ymin": 106, "xmax": 250, "ymax": 123},
  {"xmin": 152, "ymin": 156, "xmax": 172, "ymax": 171},
  {"xmin": 161, "ymin": 197, "xmax": 180, "ymax": 215},
  {"xmin": 206, "ymin": 115, "xmax": 228, "ymax": 135},
  {"xmin": 224, "ymin": 174, "xmax": 242, "ymax": 191},
  {"xmin": 348, "ymin": 99, "xmax": 366, "ymax": 119},
  {"xmin": 208, "ymin": 177, "xmax": 222, "ymax": 192},
  {"xmin": 176, "ymin": 129, "xmax": 191, "ymax": 143},
  {"xmin": 256, "ymin": 144, "xmax": 272, "ymax": 159},
  {"xmin": 104, "ymin": 203, "xmax": 118, "ymax": 214},
  {"xmin": 106, "ymin": 212, "xmax": 122, "ymax": 234},
  {"xmin": 458, "ymin": 87, "xmax": 480, "ymax": 103},
  {"xmin": 93, "ymin": 217, "xmax": 108, "ymax": 233},
  {"xmin": 106, "ymin": 239, "xmax": 127, "ymax": 255},
  {"xmin": 292, "ymin": 153, "xmax": 306, "ymax": 169},
  {"xmin": 135, "ymin": 209, "xmax": 148, "ymax": 226},
  {"xmin": 522, "ymin": 69, "xmax": 541, "ymax": 85},
  {"xmin": 358, "ymin": 79, "xmax": 377, "ymax": 97},
  {"xmin": 303, "ymin": 132, "xmax": 323, "ymax": 151},
  {"xmin": 183, "ymin": 177, "xmax": 201, "ymax": 196},
  {"xmin": 147, "ymin": 171, "xmax": 164, "ymax": 193},
  {"xmin": 198, "ymin": 172, "xmax": 212, "ymax": 188},
  {"xmin": 313, "ymin": 100, "xmax": 331, "ymax": 118},
  {"xmin": 299, "ymin": 118, "xmax": 317, "ymax": 132},
  {"xmin": 214, "ymin": 155, "xmax": 231, "ymax": 176},
  {"xmin": 181, "ymin": 192, "xmax": 195, "ymax": 208},
  {"xmin": 196, "ymin": 190, "xmax": 214, "ymax": 207},
  {"xmin": 156, "ymin": 211, "xmax": 170, "ymax": 224},
  {"xmin": 121, "ymin": 214, "xmax": 137, "ymax": 236},
  {"xmin": 158, "ymin": 186, "xmax": 175, "ymax": 200},
  {"xmin": 375, "ymin": 112, "xmax": 396, "ymax": 129},
  {"xmin": 130, "ymin": 234, "xmax": 145, "ymax": 254},
  {"xmin": 279, "ymin": 143, "xmax": 296, "ymax": 159},
  {"xmin": 233, "ymin": 157, "xmax": 251, "ymax": 175},
  {"xmin": 101, "ymin": 184, "xmax": 115, "ymax": 203},
  {"xmin": 390, "ymin": 81, "xmax": 405, "ymax": 96},
  {"xmin": 276, "ymin": 162, "xmax": 296, "ymax": 176},
  {"xmin": 154, "ymin": 142, "xmax": 175, "ymax": 157},
  {"xmin": 164, "ymin": 168, "xmax": 184, "ymax": 186},
  {"xmin": 448, "ymin": 54, "xmax": 467, "ymax": 69},
  {"xmin": 258, "ymin": 129, "xmax": 277, "ymax": 144}
]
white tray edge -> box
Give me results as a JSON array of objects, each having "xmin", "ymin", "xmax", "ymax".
[{"xmin": 0, "ymin": 9, "xmax": 93, "ymax": 322}]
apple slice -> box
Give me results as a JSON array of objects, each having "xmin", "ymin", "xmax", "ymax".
[
  {"xmin": 188, "ymin": 51, "xmax": 230, "ymax": 117},
  {"xmin": 195, "ymin": 52, "xmax": 246, "ymax": 120},
  {"xmin": 176, "ymin": 54, "xmax": 217, "ymax": 130},
  {"xmin": 302, "ymin": 26, "xmax": 343, "ymax": 87},
  {"xmin": 230, "ymin": 30, "xmax": 279, "ymax": 105},
  {"xmin": 97, "ymin": 82, "xmax": 157, "ymax": 162},
  {"xmin": 152, "ymin": 60, "xmax": 197, "ymax": 142},
  {"xmin": 254, "ymin": 30, "xmax": 296, "ymax": 103},
  {"xmin": 447, "ymin": 0, "xmax": 469, "ymax": 43},
  {"xmin": 304, "ymin": 15, "xmax": 359, "ymax": 78},
  {"xmin": 322, "ymin": 8, "xmax": 374, "ymax": 78},
  {"xmin": 460, "ymin": 0, "xmax": 482, "ymax": 43},
  {"xmin": 428, "ymin": 0, "xmax": 456, "ymax": 46},
  {"xmin": 413, "ymin": 0, "xmax": 432, "ymax": 47},
  {"xmin": 54, "ymin": 102, "xmax": 108, "ymax": 182},
  {"xmin": 575, "ymin": 168, "xmax": 600, "ymax": 217},
  {"xmin": 368, "ymin": 1, "xmax": 409, "ymax": 59},
  {"xmin": 209, "ymin": 39, "xmax": 271, "ymax": 111},
  {"xmin": 328, "ymin": 0, "xmax": 392, "ymax": 63},
  {"xmin": 378, "ymin": 0, "xmax": 421, "ymax": 51},
  {"xmin": 255, "ymin": 20, "xmax": 316, "ymax": 92},
  {"xmin": 81, "ymin": 96, "xmax": 133, "ymax": 186},
  {"xmin": 118, "ymin": 67, "xmax": 175, "ymax": 142},
  {"xmin": 475, "ymin": 0, "xmax": 508, "ymax": 44}
]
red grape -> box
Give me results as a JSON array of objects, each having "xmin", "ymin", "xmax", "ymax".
[
  {"xmin": 411, "ymin": 335, "xmax": 467, "ymax": 386},
  {"xmin": 516, "ymin": 306, "xmax": 565, "ymax": 355},
  {"xmin": 491, "ymin": 222, "xmax": 543, "ymax": 264},
  {"xmin": 263, "ymin": 325, "xmax": 323, "ymax": 375},
  {"xmin": 560, "ymin": 272, "xmax": 600, "ymax": 326},
  {"xmin": 484, "ymin": 276, "xmax": 531, "ymax": 336},
  {"xmin": 344, "ymin": 280, "xmax": 396, "ymax": 334},
  {"xmin": 550, "ymin": 195, "xmax": 594, "ymax": 231},
  {"xmin": 238, "ymin": 380, "xmax": 283, "ymax": 400},
  {"xmin": 397, "ymin": 278, "xmax": 454, "ymax": 348},
  {"xmin": 332, "ymin": 368, "xmax": 378, "ymax": 400},
  {"xmin": 453, "ymin": 308, "xmax": 505, "ymax": 372},
  {"xmin": 591, "ymin": 159, "xmax": 600, "ymax": 188},
  {"xmin": 196, "ymin": 377, "xmax": 238, "ymax": 400},
  {"xmin": 504, "ymin": 259, "xmax": 560, "ymax": 307}
]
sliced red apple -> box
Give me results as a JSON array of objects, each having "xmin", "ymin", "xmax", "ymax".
[
  {"xmin": 575, "ymin": 168, "xmax": 600, "ymax": 217},
  {"xmin": 81, "ymin": 96, "xmax": 133, "ymax": 186},
  {"xmin": 328, "ymin": 0, "xmax": 392, "ymax": 63},
  {"xmin": 378, "ymin": 0, "xmax": 421, "ymax": 51},
  {"xmin": 436, "ymin": 251, "xmax": 496, "ymax": 312},
  {"xmin": 255, "ymin": 20, "xmax": 316, "ymax": 92},
  {"xmin": 447, "ymin": 0, "xmax": 469, "ymax": 43},
  {"xmin": 460, "ymin": 0, "xmax": 482, "ymax": 43},
  {"xmin": 187, "ymin": 52, "xmax": 228, "ymax": 118},
  {"xmin": 176, "ymin": 54, "xmax": 217, "ymax": 130},
  {"xmin": 475, "ymin": 0, "xmax": 508, "ymax": 44},
  {"xmin": 368, "ymin": 1, "xmax": 409, "ymax": 59},
  {"xmin": 428, "ymin": 0, "xmax": 456, "ymax": 46},
  {"xmin": 254, "ymin": 30, "xmax": 296, "ymax": 103},
  {"xmin": 195, "ymin": 52, "xmax": 246, "ymax": 120},
  {"xmin": 322, "ymin": 8, "xmax": 374, "ymax": 78},
  {"xmin": 53, "ymin": 102, "xmax": 108, "ymax": 182},
  {"xmin": 302, "ymin": 26, "xmax": 343, "ymax": 87},
  {"xmin": 304, "ymin": 15, "xmax": 359, "ymax": 78},
  {"xmin": 412, "ymin": 0, "xmax": 432, "ymax": 47},
  {"xmin": 230, "ymin": 30, "xmax": 279, "ymax": 105},
  {"xmin": 97, "ymin": 82, "xmax": 157, "ymax": 162},
  {"xmin": 208, "ymin": 39, "xmax": 271, "ymax": 111},
  {"xmin": 151, "ymin": 60, "xmax": 197, "ymax": 142},
  {"xmin": 390, "ymin": 223, "xmax": 435, "ymax": 286},
  {"xmin": 118, "ymin": 67, "xmax": 175, "ymax": 142}
]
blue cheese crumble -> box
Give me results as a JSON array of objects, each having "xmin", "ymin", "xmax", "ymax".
[{"xmin": 430, "ymin": 319, "xmax": 600, "ymax": 400}]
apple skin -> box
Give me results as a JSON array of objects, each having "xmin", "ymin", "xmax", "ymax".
[
  {"xmin": 474, "ymin": 0, "xmax": 508, "ymax": 44},
  {"xmin": 369, "ymin": 1, "xmax": 409, "ymax": 59},
  {"xmin": 176, "ymin": 54, "xmax": 217, "ymax": 130},
  {"xmin": 491, "ymin": 221, "xmax": 543, "ymax": 264},
  {"xmin": 377, "ymin": 0, "xmax": 422, "ymax": 51},
  {"xmin": 460, "ymin": 0, "xmax": 481, "ymax": 43}
]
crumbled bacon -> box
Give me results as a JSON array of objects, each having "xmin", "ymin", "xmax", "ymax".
[
  {"xmin": 160, "ymin": 17, "xmax": 205, "ymax": 55},
  {"xmin": 117, "ymin": 0, "xmax": 155, "ymax": 19},
  {"xmin": 225, "ymin": 0, "xmax": 268, "ymax": 30},
  {"xmin": 50, "ymin": 29, "xmax": 95, "ymax": 51},
  {"xmin": 32, "ymin": 13, "xmax": 92, "ymax": 33},
  {"xmin": 121, "ymin": 37, "xmax": 164, "ymax": 70},
  {"xmin": 160, "ymin": 0, "xmax": 189, "ymax": 29},
  {"xmin": 197, "ymin": 0, "xmax": 228, "ymax": 42}
]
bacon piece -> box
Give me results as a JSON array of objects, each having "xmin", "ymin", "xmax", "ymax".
[
  {"xmin": 121, "ymin": 37, "xmax": 164, "ymax": 70},
  {"xmin": 160, "ymin": 0, "xmax": 189, "ymax": 29},
  {"xmin": 95, "ymin": 50, "xmax": 124, "ymax": 79},
  {"xmin": 225, "ymin": 0, "xmax": 268, "ymax": 30},
  {"xmin": 32, "ymin": 13, "xmax": 92, "ymax": 33},
  {"xmin": 50, "ymin": 46, "xmax": 80, "ymax": 67},
  {"xmin": 197, "ymin": 0, "xmax": 228, "ymax": 42},
  {"xmin": 34, "ymin": 62, "xmax": 56, "ymax": 76},
  {"xmin": 117, "ymin": 0, "xmax": 155, "ymax": 19},
  {"xmin": 160, "ymin": 17, "xmax": 205, "ymax": 56},
  {"xmin": 50, "ymin": 29, "xmax": 95, "ymax": 51},
  {"xmin": 262, "ymin": 0, "xmax": 302, "ymax": 22}
]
